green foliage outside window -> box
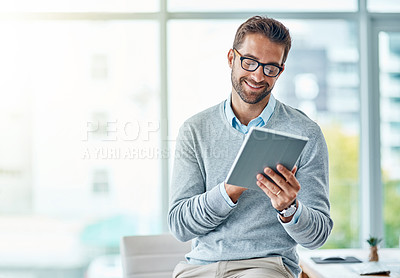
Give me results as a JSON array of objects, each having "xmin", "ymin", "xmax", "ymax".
[
  {"xmin": 383, "ymin": 177, "xmax": 400, "ymax": 247},
  {"xmin": 322, "ymin": 125, "xmax": 360, "ymax": 248},
  {"xmin": 320, "ymin": 125, "xmax": 400, "ymax": 248}
]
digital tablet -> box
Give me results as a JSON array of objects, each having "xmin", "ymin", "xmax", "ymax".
[{"xmin": 225, "ymin": 127, "xmax": 309, "ymax": 191}]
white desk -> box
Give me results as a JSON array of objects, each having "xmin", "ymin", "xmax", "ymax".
[{"xmin": 298, "ymin": 248, "xmax": 400, "ymax": 278}]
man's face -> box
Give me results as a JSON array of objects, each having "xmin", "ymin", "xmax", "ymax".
[{"xmin": 228, "ymin": 33, "xmax": 285, "ymax": 105}]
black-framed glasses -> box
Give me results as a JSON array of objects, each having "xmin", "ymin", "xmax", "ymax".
[{"xmin": 233, "ymin": 48, "xmax": 283, "ymax": 77}]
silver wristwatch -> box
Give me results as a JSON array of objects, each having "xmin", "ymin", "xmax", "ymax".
[{"xmin": 275, "ymin": 199, "xmax": 297, "ymax": 218}]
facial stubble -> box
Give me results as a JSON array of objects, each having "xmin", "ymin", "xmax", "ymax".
[{"xmin": 231, "ymin": 71, "xmax": 273, "ymax": 105}]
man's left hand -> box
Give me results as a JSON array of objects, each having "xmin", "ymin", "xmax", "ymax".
[{"xmin": 256, "ymin": 164, "xmax": 300, "ymax": 222}]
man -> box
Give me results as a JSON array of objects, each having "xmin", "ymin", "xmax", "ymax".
[{"xmin": 168, "ymin": 16, "xmax": 333, "ymax": 278}]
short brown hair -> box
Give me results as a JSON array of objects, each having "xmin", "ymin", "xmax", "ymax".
[{"xmin": 233, "ymin": 16, "xmax": 292, "ymax": 64}]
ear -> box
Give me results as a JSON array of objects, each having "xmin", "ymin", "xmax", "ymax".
[{"xmin": 227, "ymin": 49, "xmax": 234, "ymax": 69}]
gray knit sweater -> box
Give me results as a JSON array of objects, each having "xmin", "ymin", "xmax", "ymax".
[{"xmin": 168, "ymin": 99, "xmax": 333, "ymax": 277}]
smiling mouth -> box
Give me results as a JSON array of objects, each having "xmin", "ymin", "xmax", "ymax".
[{"xmin": 244, "ymin": 80, "xmax": 265, "ymax": 90}]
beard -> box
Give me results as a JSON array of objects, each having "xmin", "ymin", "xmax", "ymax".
[{"xmin": 231, "ymin": 71, "xmax": 273, "ymax": 104}]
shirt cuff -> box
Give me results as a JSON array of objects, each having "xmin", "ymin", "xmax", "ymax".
[
  {"xmin": 278, "ymin": 200, "xmax": 303, "ymax": 226},
  {"xmin": 219, "ymin": 182, "xmax": 237, "ymax": 208}
]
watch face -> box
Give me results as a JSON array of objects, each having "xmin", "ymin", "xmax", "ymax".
[
  {"xmin": 282, "ymin": 206, "xmax": 297, "ymax": 217},
  {"xmin": 277, "ymin": 199, "xmax": 297, "ymax": 217}
]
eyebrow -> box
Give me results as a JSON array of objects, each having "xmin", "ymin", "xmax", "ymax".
[
  {"xmin": 241, "ymin": 52, "xmax": 259, "ymax": 60},
  {"xmin": 241, "ymin": 53, "xmax": 282, "ymax": 67}
]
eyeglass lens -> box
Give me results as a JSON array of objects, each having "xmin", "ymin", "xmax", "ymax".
[{"xmin": 241, "ymin": 58, "xmax": 280, "ymax": 77}]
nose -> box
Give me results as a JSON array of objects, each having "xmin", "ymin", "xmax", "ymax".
[{"xmin": 250, "ymin": 65, "xmax": 265, "ymax": 83}]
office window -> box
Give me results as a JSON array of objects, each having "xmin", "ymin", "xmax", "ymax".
[
  {"xmin": 0, "ymin": 20, "xmax": 160, "ymax": 276},
  {"xmin": 0, "ymin": 21, "xmax": 33, "ymax": 215},
  {"xmin": 279, "ymin": 21, "xmax": 360, "ymax": 249},
  {"xmin": 168, "ymin": 0, "xmax": 357, "ymax": 12},
  {"xmin": 168, "ymin": 19, "xmax": 360, "ymax": 248},
  {"xmin": 168, "ymin": 20, "xmax": 237, "ymax": 139},
  {"xmin": 88, "ymin": 112, "xmax": 109, "ymax": 139},
  {"xmin": 379, "ymin": 31, "xmax": 400, "ymax": 248},
  {"xmin": 92, "ymin": 169, "xmax": 110, "ymax": 194},
  {"xmin": 368, "ymin": 0, "xmax": 400, "ymax": 12},
  {"xmin": 91, "ymin": 54, "xmax": 109, "ymax": 80},
  {"xmin": 0, "ymin": 0, "xmax": 158, "ymax": 12}
]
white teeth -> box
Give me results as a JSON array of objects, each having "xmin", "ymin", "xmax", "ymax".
[{"xmin": 245, "ymin": 81, "xmax": 262, "ymax": 89}]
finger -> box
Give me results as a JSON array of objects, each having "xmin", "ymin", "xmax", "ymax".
[
  {"xmin": 263, "ymin": 167, "xmax": 290, "ymax": 191},
  {"xmin": 256, "ymin": 179, "xmax": 283, "ymax": 201},
  {"xmin": 257, "ymin": 179, "xmax": 289, "ymax": 211},
  {"xmin": 277, "ymin": 164, "xmax": 300, "ymax": 191},
  {"xmin": 256, "ymin": 180, "xmax": 276, "ymax": 198},
  {"xmin": 256, "ymin": 173, "xmax": 282, "ymax": 197}
]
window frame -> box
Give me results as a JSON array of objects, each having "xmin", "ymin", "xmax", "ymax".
[{"xmin": 365, "ymin": 17, "xmax": 400, "ymax": 247}]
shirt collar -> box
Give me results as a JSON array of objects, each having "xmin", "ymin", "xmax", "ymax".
[{"xmin": 224, "ymin": 93, "xmax": 276, "ymax": 128}]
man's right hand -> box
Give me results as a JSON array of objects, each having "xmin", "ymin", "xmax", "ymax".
[{"xmin": 225, "ymin": 183, "xmax": 248, "ymax": 203}]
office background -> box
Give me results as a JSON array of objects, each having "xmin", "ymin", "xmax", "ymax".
[{"xmin": 0, "ymin": 0, "xmax": 399, "ymax": 277}]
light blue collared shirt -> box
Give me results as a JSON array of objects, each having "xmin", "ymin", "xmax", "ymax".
[
  {"xmin": 219, "ymin": 93, "xmax": 302, "ymax": 225},
  {"xmin": 224, "ymin": 94, "xmax": 276, "ymax": 134}
]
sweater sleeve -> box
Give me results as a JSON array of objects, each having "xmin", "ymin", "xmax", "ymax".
[
  {"xmin": 282, "ymin": 127, "xmax": 333, "ymax": 249},
  {"xmin": 167, "ymin": 123, "xmax": 234, "ymax": 242}
]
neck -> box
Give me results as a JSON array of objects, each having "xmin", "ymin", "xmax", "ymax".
[{"xmin": 231, "ymin": 92, "xmax": 270, "ymax": 126}]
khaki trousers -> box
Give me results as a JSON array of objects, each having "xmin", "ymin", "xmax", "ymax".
[{"xmin": 172, "ymin": 257, "xmax": 294, "ymax": 278}]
